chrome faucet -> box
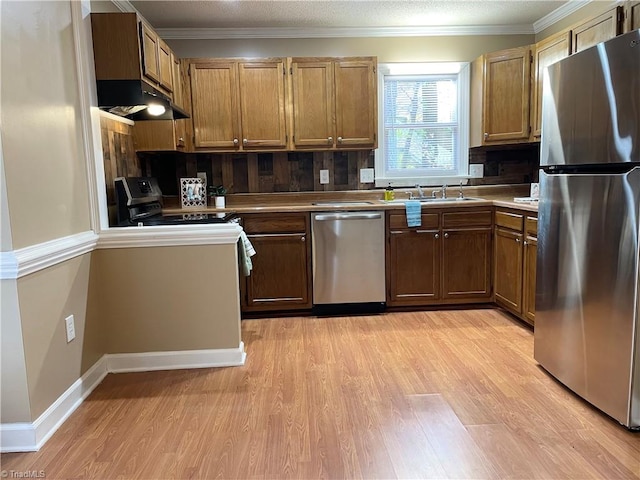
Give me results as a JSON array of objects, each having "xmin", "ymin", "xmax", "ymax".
[
  {"xmin": 458, "ymin": 181, "xmax": 464, "ymax": 199},
  {"xmin": 442, "ymin": 184, "xmax": 447, "ymax": 199},
  {"xmin": 415, "ymin": 184, "xmax": 425, "ymax": 199}
]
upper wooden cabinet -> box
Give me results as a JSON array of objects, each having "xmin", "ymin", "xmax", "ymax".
[
  {"xmin": 626, "ymin": 1, "xmax": 640, "ymax": 31},
  {"xmin": 470, "ymin": 46, "xmax": 532, "ymax": 147},
  {"xmin": 91, "ymin": 13, "xmax": 176, "ymax": 98},
  {"xmin": 572, "ymin": 6, "xmax": 624, "ymax": 53},
  {"xmin": 532, "ymin": 32, "xmax": 572, "ymax": 138},
  {"xmin": 289, "ymin": 57, "xmax": 377, "ymax": 150},
  {"xmin": 189, "ymin": 58, "xmax": 287, "ymax": 151}
]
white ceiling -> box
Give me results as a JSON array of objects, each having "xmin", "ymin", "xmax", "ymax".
[{"xmin": 125, "ymin": 0, "xmax": 590, "ymax": 37}]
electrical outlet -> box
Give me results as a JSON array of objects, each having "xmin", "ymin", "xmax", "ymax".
[
  {"xmin": 65, "ymin": 315, "xmax": 76, "ymax": 343},
  {"xmin": 320, "ymin": 169, "xmax": 329, "ymax": 184},
  {"xmin": 469, "ymin": 164, "xmax": 484, "ymax": 178},
  {"xmin": 360, "ymin": 168, "xmax": 375, "ymax": 183}
]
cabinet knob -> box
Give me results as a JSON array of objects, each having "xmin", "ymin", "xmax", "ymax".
[
  {"xmin": 242, "ymin": 138, "xmax": 248, "ymax": 145},
  {"xmin": 328, "ymin": 136, "xmax": 333, "ymax": 143},
  {"xmin": 301, "ymin": 236, "xmax": 306, "ymax": 242},
  {"xmin": 444, "ymin": 233, "xmax": 449, "ymax": 239},
  {"xmin": 434, "ymin": 233, "xmax": 439, "ymax": 239},
  {"xmin": 337, "ymin": 136, "xmax": 343, "ymax": 143},
  {"xmin": 233, "ymin": 138, "xmax": 239, "ymax": 145},
  {"xmin": 484, "ymin": 132, "xmax": 489, "ymax": 139},
  {"xmin": 516, "ymin": 238, "xmax": 521, "ymax": 243},
  {"xmin": 524, "ymin": 241, "xmax": 528, "ymax": 246}
]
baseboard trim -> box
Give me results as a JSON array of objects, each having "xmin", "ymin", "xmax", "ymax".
[
  {"xmin": 106, "ymin": 342, "xmax": 246, "ymax": 373},
  {"xmin": 0, "ymin": 344, "xmax": 246, "ymax": 452}
]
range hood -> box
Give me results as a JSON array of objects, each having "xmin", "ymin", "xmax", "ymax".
[{"xmin": 96, "ymin": 80, "xmax": 189, "ymax": 121}]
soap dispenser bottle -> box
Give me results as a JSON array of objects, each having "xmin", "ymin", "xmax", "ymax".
[{"xmin": 384, "ymin": 183, "xmax": 395, "ymax": 201}]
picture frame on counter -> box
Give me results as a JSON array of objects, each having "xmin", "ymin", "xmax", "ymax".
[{"xmin": 180, "ymin": 177, "xmax": 206, "ymax": 209}]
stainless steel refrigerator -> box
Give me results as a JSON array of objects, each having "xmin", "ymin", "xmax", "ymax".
[{"xmin": 535, "ymin": 28, "xmax": 640, "ymax": 429}]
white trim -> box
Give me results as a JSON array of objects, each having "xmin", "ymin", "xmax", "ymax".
[
  {"xmin": 157, "ymin": 24, "xmax": 535, "ymax": 40},
  {"xmin": 0, "ymin": 231, "xmax": 98, "ymax": 280},
  {"xmin": 533, "ymin": 0, "xmax": 593, "ymax": 34},
  {"xmin": 98, "ymin": 223, "xmax": 242, "ymax": 249},
  {"xmin": 0, "ymin": 343, "xmax": 246, "ymax": 452},
  {"xmin": 0, "ymin": 356, "xmax": 108, "ymax": 453},
  {"xmin": 107, "ymin": 342, "xmax": 246, "ymax": 373},
  {"xmin": 111, "ymin": 0, "xmax": 138, "ymax": 13}
]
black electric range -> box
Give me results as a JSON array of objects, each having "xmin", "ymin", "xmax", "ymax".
[{"xmin": 114, "ymin": 177, "xmax": 235, "ymax": 227}]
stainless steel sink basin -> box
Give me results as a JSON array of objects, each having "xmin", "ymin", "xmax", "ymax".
[
  {"xmin": 383, "ymin": 197, "xmax": 482, "ymax": 204},
  {"xmin": 312, "ymin": 201, "xmax": 374, "ymax": 206}
]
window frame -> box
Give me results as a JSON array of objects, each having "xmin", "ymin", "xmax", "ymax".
[{"xmin": 374, "ymin": 62, "xmax": 470, "ymax": 188}]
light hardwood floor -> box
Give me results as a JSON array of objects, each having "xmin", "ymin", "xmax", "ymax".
[{"xmin": 2, "ymin": 309, "xmax": 639, "ymax": 479}]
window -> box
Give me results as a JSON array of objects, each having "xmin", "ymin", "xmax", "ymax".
[{"xmin": 375, "ymin": 63, "xmax": 470, "ymax": 187}]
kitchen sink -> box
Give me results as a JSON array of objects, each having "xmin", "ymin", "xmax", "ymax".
[
  {"xmin": 312, "ymin": 201, "xmax": 374, "ymax": 206},
  {"xmin": 383, "ymin": 197, "xmax": 483, "ymax": 204}
]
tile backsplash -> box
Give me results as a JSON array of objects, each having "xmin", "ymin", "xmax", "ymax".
[{"xmin": 140, "ymin": 150, "xmax": 376, "ymax": 195}]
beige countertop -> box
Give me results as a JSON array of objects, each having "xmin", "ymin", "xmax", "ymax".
[{"xmin": 162, "ymin": 184, "xmax": 539, "ymax": 215}]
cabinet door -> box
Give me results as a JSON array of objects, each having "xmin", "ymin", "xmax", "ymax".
[
  {"xmin": 532, "ymin": 32, "xmax": 571, "ymax": 138},
  {"xmin": 190, "ymin": 62, "xmax": 240, "ymax": 149},
  {"xmin": 290, "ymin": 60, "xmax": 335, "ymax": 148},
  {"xmin": 243, "ymin": 233, "xmax": 311, "ymax": 311},
  {"xmin": 573, "ymin": 7, "xmax": 623, "ymax": 53},
  {"xmin": 334, "ymin": 59, "xmax": 377, "ymax": 147},
  {"xmin": 139, "ymin": 22, "xmax": 160, "ymax": 84},
  {"xmin": 158, "ymin": 40, "xmax": 174, "ymax": 93},
  {"xmin": 494, "ymin": 227, "xmax": 523, "ymax": 313},
  {"xmin": 387, "ymin": 229, "xmax": 440, "ymax": 306},
  {"xmin": 483, "ymin": 46, "xmax": 532, "ymax": 143},
  {"xmin": 523, "ymin": 235, "xmax": 537, "ymax": 325},
  {"xmin": 238, "ymin": 60, "xmax": 287, "ymax": 149},
  {"xmin": 628, "ymin": 1, "xmax": 640, "ymax": 31},
  {"xmin": 442, "ymin": 229, "xmax": 492, "ymax": 300}
]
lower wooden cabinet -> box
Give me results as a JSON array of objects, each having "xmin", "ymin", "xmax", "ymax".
[
  {"xmin": 494, "ymin": 208, "xmax": 538, "ymax": 325},
  {"xmin": 386, "ymin": 208, "xmax": 493, "ymax": 307},
  {"xmin": 240, "ymin": 213, "xmax": 311, "ymax": 312}
]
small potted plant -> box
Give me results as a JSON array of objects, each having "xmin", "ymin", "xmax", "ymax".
[{"xmin": 208, "ymin": 185, "xmax": 227, "ymax": 208}]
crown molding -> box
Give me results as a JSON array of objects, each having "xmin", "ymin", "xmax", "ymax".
[
  {"xmin": 157, "ymin": 24, "xmax": 535, "ymax": 40},
  {"xmin": 533, "ymin": 0, "xmax": 593, "ymax": 34},
  {"xmin": 111, "ymin": 0, "xmax": 137, "ymax": 13}
]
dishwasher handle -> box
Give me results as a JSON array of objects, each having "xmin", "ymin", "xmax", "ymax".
[{"xmin": 314, "ymin": 212, "xmax": 383, "ymax": 221}]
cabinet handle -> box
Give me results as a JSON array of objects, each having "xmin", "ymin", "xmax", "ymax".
[
  {"xmin": 301, "ymin": 236, "xmax": 306, "ymax": 242},
  {"xmin": 233, "ymin": 138, "xmax": 239, "ymax": 145},
  {"xmin": 444, "ymin": 233, "xmax": 449, "ymax": 239},
  {"xmin": 337, "ymin": 136, "xmax": 343, "ymax": 143},
  {"xmin": 242, "ymin": 138, "xmax": 248, "ymax": 145},
  {"xmin": 177, "ymin": 137, "xmax": 185, "ymax": 147},
  {"xmin": 434, "ymin": 233, "xmax": 439, "ymax": 239},
  {"xmin": 328, "ymin": 136, "xmax": 333, "ymax": 143}
]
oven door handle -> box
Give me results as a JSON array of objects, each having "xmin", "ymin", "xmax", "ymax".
[{"xmin": 314, "ymin": 212, "xmax": 383, "ymax": 221}]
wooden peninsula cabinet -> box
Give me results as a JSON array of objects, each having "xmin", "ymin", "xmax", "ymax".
[
  {"xmin": 240, "ymin": 213, "xmax": 311, "ymax": 312},
  {"xmin": 386, "ymin": 208, "xmax": 492, "ymax": 307},
  {"xmin": 189, "ymin": 58, "xmax": 288, "ymax": 151},
  {"xmin": 289, "ymin": 57, "xmax": 377, "ymax": 150},
  {"xmin": 494, "ymin": 208, "xmax": 538, "ymax": 325}
]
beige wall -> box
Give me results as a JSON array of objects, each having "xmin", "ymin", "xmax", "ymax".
[
  {"xmin": 1, "ymin": 279, "xmax": 31, "ymax": 423},
  {"xmin": 169, "ymin": 34, "xmax": 535, "ymax": 63},
  {"xmin": 89, "ymin": 244, "xmax": 241, "ymax": 354},
  {"xmin": 17, "ymin": 254, "xmax": 100, "ymax": 420},
  {"xmin": 1, "ymin": 0, "xmax": 91, "ymax": 250},
  {"xmin": 1, "ymin": 149, "xmax": 12, "ymax": 252}
]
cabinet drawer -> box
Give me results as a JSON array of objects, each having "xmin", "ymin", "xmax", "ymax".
[
  {"xmin": 525, "ymin": 215, "xmax": 538, "ymax": 237},
  {"xmin": 495, "ymin": 210, "xmax": 524, "ymax": 231},
  {"xmin": 443, "ymin": 210, "xmax": 492, "ymax": 228},
  {"xmin": 388, "ymin": 212, "xmax": 439, "ymax": 230},
  {"xmin": 242, "ymin": 214, "xmax": 307, "ymax": 234}
]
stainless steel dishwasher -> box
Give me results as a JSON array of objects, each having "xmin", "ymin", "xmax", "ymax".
[{"xmin": 311, "ymin": 211, "xmax": 386, "ymax": 314}]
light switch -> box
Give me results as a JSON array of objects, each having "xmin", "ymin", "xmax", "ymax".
[
  {"xmin": 320, "ymin": 169, "xmax": 329, "ymax": 184},
  {"xmin": 469, "ymin": 164, "xmax": 484, "ymax": 178},
  {"xmin": 360, "ymin": 168, "xmax": 375, "ymax": 183}
]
